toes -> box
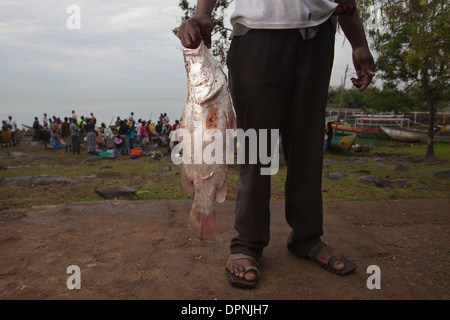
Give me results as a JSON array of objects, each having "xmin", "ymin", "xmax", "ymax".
[
  {"xmin": 227, "ymin": 258, "xmax": 257, "ymax": 279},
  {"xmin": 332, "ymin": 259, "xmax": 345, "ymax": 270},
  {"xmin": 317, "ymin": 247, "xmax": 345, "ymax": 271},
  {"xmin": 245, "ymin": 270, "xmax": 257, "ymax": 282}
]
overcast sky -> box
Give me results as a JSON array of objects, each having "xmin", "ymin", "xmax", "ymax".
[{"xmin": 0, "ymin": 1, "xmax": 354, "ymax": 112}]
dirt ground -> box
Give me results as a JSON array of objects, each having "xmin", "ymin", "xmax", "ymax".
[{"xmin": 0, "ymin": 198, "xmax": 448, "ymax": 301}]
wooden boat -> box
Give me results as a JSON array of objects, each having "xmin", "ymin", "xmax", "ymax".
[
  {"xmin": 380, "ymin": 126, "xmax": 450, "ymax": 143},
  {"xmin": 330, "ymin": 134, "xmax": 357, "ymax": 151},
  {"xmin": 332, "ymin": 115, "xmax": 412, "ymax": 140},
  {"xmin": 21, "ymin": 123, "xmax": 34, "ymax": 130}
]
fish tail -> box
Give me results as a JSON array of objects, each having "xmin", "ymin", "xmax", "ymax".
[{"xmin": 188, "ymin": 205, "xmax": 216, "ymax": 240}]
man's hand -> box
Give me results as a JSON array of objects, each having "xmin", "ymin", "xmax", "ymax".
[
  {"xmin": 177, "ymin": 14, "xmax": 214, "ymax": 49},
  {"xmin": 351, "ymin": 45, "xmax": 375, "ymax": 92}
]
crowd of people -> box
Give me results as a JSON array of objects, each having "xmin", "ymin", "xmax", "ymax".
[{"xmin": 27, "ymin": 111, "xmax": 180, "ymax": 157}]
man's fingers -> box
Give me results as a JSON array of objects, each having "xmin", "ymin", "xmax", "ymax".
[
  {"xmin": 200, "ymin": 23, "xmax": 214, "ymax": 49},
  {"xmin": 177, "ymin": 20, "xmax": 200, "ymax": 49},
  {"xmin": 177, "ymin": 17, "xmax": 213, "ymax": 49}
]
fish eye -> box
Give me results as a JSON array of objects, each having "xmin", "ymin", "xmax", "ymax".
[{"xmin": 185, "ymin": 61, "xmax": 191, "ymax": 70}]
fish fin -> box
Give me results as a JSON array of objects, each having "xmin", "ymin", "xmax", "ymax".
[
  {"xmin": 188, "ymin": 206, "xmax": 216, "ymax": 240},
  {"xmin": 215, "ymin": 179, "xmax": 227, "ymax": 203},
  {"xmin": 181, "ymin": 164, "xmax": 194, "ymax": 196}
]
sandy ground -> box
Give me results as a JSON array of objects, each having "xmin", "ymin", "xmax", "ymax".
[{"xmin": 0, "ymin": 198, "xmax": 448, "ymax": 302}]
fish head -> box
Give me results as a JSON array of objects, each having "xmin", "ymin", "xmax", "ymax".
[{"xmin": 183, "ymin": 41, "xmax": 225, "ymax": 104}]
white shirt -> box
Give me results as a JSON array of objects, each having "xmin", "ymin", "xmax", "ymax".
[
  {"xmin": 230, "ymin": 0, "xmax": 338, "ymax": 29},
  {"xmin": 8, "ymin": 118, "xmax": 17, "ymax": 132}
]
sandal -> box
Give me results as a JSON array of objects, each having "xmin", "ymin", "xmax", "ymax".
[
  {"xmin": 225, "ymin": 253, "xmax": 259, "ymax": 289},
  {"xmin": 307, "ymin": 242, "xmax": 357, "ymax": 275}
]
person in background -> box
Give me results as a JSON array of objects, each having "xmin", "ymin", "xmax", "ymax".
[
  {"xmin": 85, "ymin": 118, "xmax": 97, "ymax": 155},
  {"xmin": 61, "ymin": 117, "xmax": 72, "ymax": 153},
  {"xmin": 90, "ymin": 113, "xmax": 97, "ymax": 125},
  {"xmin": 1, "ymin": 120, "xmax": 12, "ymax": 148},
  {"xmin": 155, "ymin": 121, "xmax": 162, "ymax": 134},
  {"xmin": 139, "ymin": 120, "xmax": 147, "ymax": 147},
  {"xmin": 33, "ymin": 117, "xmax": 40, "ymax": 141},
  {"xmin": 43, "ymin": 113, "xmax": 48, "ymax": 128},
  {"xmin": 70, "ymin": 118, "xmax": 81, "ymax": 155},
  {"xmin": 115, "ymin": 116, "xmax": 121, "ymax": 128},
  {"xmin": 118, "ymin": 120, "xmax": 131, "ymax": 155},
  {"xmin": 101, "ymin": 122, "xmax": 114, "ymax": 149},
  {"xmin": 50, "ymin": 119, "xmax": 61, "ymax": 150},
  {"xmin": 128, "ymin": 120, "xmax": 135, "ymax": 150},
  {"xmin": 72, "ymin": 110, "xmax": 77, "ymax": 122},
  {"xmin": 164, "ymin": 123, "xmax": 172, "ymax": 154},
  {"xmin": 8, "ymin": 116, "xmax": 18, "ymax": 146},
  {"xmin": 172, "ymin": 119, "xmax": 179, "ymax": 131},
  {"xmin": 77, "ymin": 116, "xmax": 85, "ymax": 146},
  {"xmin": 323, "ymin": 122, "xmax": 334, "ymax": 153}
]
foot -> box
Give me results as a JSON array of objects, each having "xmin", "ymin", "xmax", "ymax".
[
  {"xmin": 226, "ymin": 258, "xmax": 258, "ymax": 282},
  {"xmin": 315, "ymin": 246, "xmax": 345, "ymax": 271},
  {"xmin": 307, "ymin": 242, "xmax": 356, "ymax": 275}
]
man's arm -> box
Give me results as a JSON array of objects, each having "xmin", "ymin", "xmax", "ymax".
[
  {"xmin": 177, "ymin": 0, "xmax": 217, "ymax": 49},
  {"xmin": 336, "ymin": 0, "xmax": 375, "ymax": 91}
]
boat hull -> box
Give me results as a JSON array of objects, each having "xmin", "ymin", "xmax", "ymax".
[
  {"xmin": 380, "ymin": 126, "xmax": 450, "ymax": 143},
  {"xmin": 330, "ymin": 134, "xmax": 357, "ymax": 151},
  {"xmin": 332, "ymin": 124, "xmax": 390, "ymax": 140}
]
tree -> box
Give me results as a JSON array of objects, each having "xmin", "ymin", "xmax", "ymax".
[
  {"xmin": 172, "ymin": 0, "xmax": 233, "ymax": 65},
  {"xmin": 359, "ymin": 0, "xmax": 449, "ymax": 157}
]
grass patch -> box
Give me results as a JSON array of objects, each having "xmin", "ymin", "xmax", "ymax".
[{"xmin": 0, "ymin": 139, "xmax": 449, "ymax": 209}]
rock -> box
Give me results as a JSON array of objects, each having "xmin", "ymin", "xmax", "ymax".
[
  {"xmin": 5, "ymin": 152, "xmax": 32, "ymax": 159},
  {"xmin": 322, "ymin": 159, "xmax": 334, "ymax": 168},
  {"xmin": 396, "ymin": 165, "xmax": 410, "ymax": 172},
  {"xmin": 150, "ymin": 151, "xmax": 164, "ymax": 160},
  {"xmin": 153, "ymin": 167, "xmax": 170, "ymax": 173},
  {"xmin": 3, "ymin": 152, "xmax": 55, "ymax": 160},
  {"xmin": 394, "ymin": 179, "xmax": 410, "ymax": 188},
  {"xmin": 358, "ymin": 175, "xmax": 391, "ymax": 188},
  {"xmin": 345, "ymin": 157, "xmax": 367, "ymax": 164},
  {"xmin": 95, "ymin": 185, "xmax": 136, "ymax": 199},
  {"xmin": 33, "ymin": 154, "xmax": 55, "ymax": 160},
  {"xmin": 6, "ymin": 165, "xmax": 30, "ymax": 169},
  {"xmin": 352, "ymin": 170, "xmax": 371, "ymax": 174},
  {"xmin": 324, "ymin": 172, "xmax": 349, "ymax": 180},
  {"xmin": 434, "ymin": 170, "xmax": 450, "ymax": 178},
  {"xmin": 85, "ymin": 154, "xmax": 115, "ymax": 162},
  {"xmin": 0, "ymin": 175, "xmax": 76, "ymax": 186}
]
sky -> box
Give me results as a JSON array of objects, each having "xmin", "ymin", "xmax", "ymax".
[{"xmin": 0, "ymin": 0, "xmax": 355, "ymax": 127}]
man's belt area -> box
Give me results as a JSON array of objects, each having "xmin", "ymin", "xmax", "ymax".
[{"xmin": 333, "ymin": 5, "xmax": 356, "ymax": 15}]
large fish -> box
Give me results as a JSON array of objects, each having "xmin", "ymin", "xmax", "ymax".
[{"xmin": 178, "ymin": 41, "xmax": 236, "ymax": 239}]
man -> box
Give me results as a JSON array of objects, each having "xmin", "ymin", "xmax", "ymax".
[
  {"xmin": 70, "ymin": 117, "xmax": 81, "ymax": 155},
  {"xmin": 32, "ymin": 117, "xmax": 40, "ymax": 141},
  {"xmin": 177, "ymin": 0, "xmax": 375, "ymax": 288},
  {"xmin": 61, "ymin": 117, "xmax": 72, "ymax": 153},
  {"xmin": 43, "ymin": 113, "xmax": 48, "ymax": 128},
  {"xmin": 8, "ymin": 116, "xmax": 18, "ymax": 146},
  {"xmin": 72, "ymin": 110, "xmax": 77, "ymax": 122}
]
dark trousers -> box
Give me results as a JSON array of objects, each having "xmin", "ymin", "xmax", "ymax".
[
  {"xmin": 227, "ymin": 20, "xmax": 335, "ymax": 261},
  {"xmin": 72, "ymin": 136, "xmax": 81, "ymax": 154}
]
